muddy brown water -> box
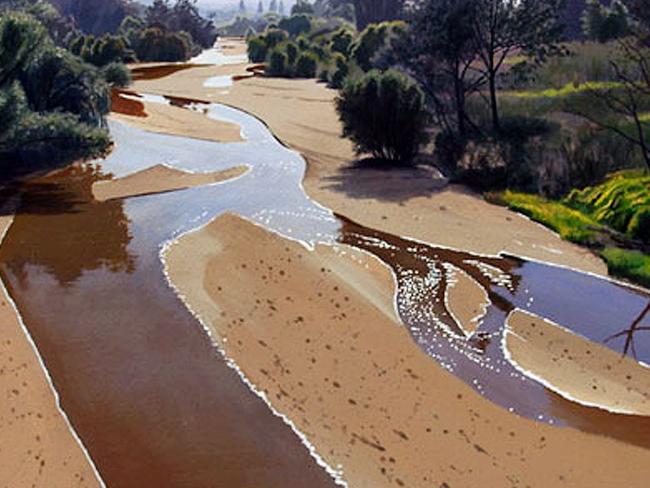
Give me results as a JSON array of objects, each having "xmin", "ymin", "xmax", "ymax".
[{"xmin": 0, "ymin": 168, "xmax": 338, "ymax": 487}]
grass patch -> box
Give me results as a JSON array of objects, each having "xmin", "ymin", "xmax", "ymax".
[
  {"xmin": 565, "ymin": 170, "xmax": 650, "ymax": 242},
  {"xmin": 600, "ymin": 247, "xmax": 650, "ymax": 289},
  {"xmin": 491, "ymin": 171, "xmax": 650, "ymax": 288},
  {"xmin": 489, "ymin": 191, "xmax": 601, "ymax": 245},
  {"xmin": 502, "ymin": 81, "xmax": 618, "ymax": 99}
]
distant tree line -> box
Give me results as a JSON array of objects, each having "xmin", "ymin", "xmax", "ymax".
[{"xmin": 66, "ymin": 0, "xmax": 218, "ymax": 63}]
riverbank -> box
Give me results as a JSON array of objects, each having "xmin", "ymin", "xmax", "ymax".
[
  {"xmin": 0, "ymin": 209, "xmax": 101, "ymax": 488},
  {"xmin": 123, "ymin": 39, "xmax": 649, "ymax": 486},
  {"xmin": 164, "ymin": 212, "xmax": 650, "ymax": 488},
  {"xmin": 129, "ymin": 53, "xmax": 606, "ymax": 277}
]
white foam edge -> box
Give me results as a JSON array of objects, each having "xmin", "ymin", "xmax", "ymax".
[
  {"xmin": 501, "ymin": 308, "xmax": 650, "ymax": 417},
  {"xmin": 0, "ymin": 209, "xmax": 107, "ymax": 488}
]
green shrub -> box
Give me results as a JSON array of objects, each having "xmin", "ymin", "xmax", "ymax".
[
  {"xmin": 600, "ymin": 248, "xmax": 650, "ymax": 288},
  {"xmin": 628, "ymin": 207, "xmax": 650, "ymax": 242},
  {"xmin": 265, "ymin": 28, "xmax": 288, "ymax": 48},
  {"xmin": 268, "ymin": 49, "xmax": 289, "ymax": 77},
  {"xmin": 330, "ymin": 27, "xmax": 353, "ymax": 56},
  {"xmin": 328, "ymin": 52, "xmax": 349, "ymax": 88},
  {"xmin": 101, "ymin": 62, "xmax": 131, "ymax": 88},
  {"xmin": 350, "ymin": 21, "xmax": 405, "ymax": 72},
  {"xmin": 248, "ymin": 36, "xmax": 268, "ymax": 63},
  {"xmin": 294, "ymin": 52, "xmax": 318, "ymax": 78},
  {"xmin": 285, "ymin": 41, "xmax": 299, "ymax": 65},
  {"xmin": 279, "ymin": 14, "xmax": 312, "ymax": 37},
  {"xmin": 132, "ymin": 28, "xmax": 191, "ymax": 62},
  {"xmin": 336, "ymin": 69, "xmax": 429, "ymax": 164},
  {"xmin": 0, "ymin": 13, "xmax": 111, "ymax": 177}
]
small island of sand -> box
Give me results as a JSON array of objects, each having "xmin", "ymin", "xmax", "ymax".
[{"xmin": 92, "ymin": 164, "xmax": 248, "ymax": 201}]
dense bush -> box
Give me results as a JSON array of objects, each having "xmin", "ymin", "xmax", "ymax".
[
  {"xmin": 330, "ymin": 27, "xmax": 353, "ymax": 56},
  {"xmin": 0, "ymin": 13, "xmax": 111, "ymax": 177},
  {"xmin": 70, "ymin": 33, "xmax": 135, "ymax": 66},
  {"xmin": 267, "ymin": 48, "xmax": 288, "ymax": 76},
  {"xmin": 336, "ymin": 70, "xmax": 429, "ymax": 164},
  {"xmin": 248, "ymin": 36, "xmax": 269, "ymax": 62},
  {"xmin": 101, "ymin": 61, "xmax": 131, "ymax": 87},
  {"xmin": 350, "ymin": 21, "xmax": 405, "ymax": 72},
  {"xmin": 295, "ymin": 52, "xmax": 318, "ymax": 78},
  {"xmin": 131, "ymin": 27, "xmax": 192, "ymax": 62},
  {"xmin": 278, "ymin": 14, "xmax": 312, "ymax": 37}
]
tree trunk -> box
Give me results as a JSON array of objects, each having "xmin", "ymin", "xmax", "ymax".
[
  {"xmin": 454, "ymin": 74, "xmax": 467, "ymax": 137},
  {"xmin": 488, "ymin": 70, "xmax": 500, "ymax": 133}
]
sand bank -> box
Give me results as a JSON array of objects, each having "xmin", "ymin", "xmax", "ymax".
[
  {"xmin": 129, "ymin": 49, "xmax": 606, "ymax": 276},
  {"xmin": 505, "ymin": 309, "xmax": 650, "ymax": 416},
  {"xmin": 111, "ymin": 90, "xmax": 243, "ymax": 143},
  {"xmin": 164, "ymin": 213, "xmax": 650, "ymax": 488},
  {"xmin": 445, "ymin": 265, "xmax": 490, "ymax": 336},
  {"xmin": 92, "ymin": 164, "xmax": 248, "ymax": 201},
  {"xmin": 0, "ymin": 211, "xmax": 101, "ymax": 488}
]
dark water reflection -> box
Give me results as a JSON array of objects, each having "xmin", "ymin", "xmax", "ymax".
[{"xmin": 0, "ymin": 169, "xmax": 338, "ymax": 488}]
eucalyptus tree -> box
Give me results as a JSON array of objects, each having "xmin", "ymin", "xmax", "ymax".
[
  {"xmin": 396, "ymin": 0, "xmax": 482, "ymax": 138},
  {"xmin": 469, "ymin": 0, "xmax": 566, "ymax": 133}
]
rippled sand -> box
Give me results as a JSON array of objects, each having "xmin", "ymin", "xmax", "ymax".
[
  {"xmin": 505, "ymin": 309, "xmax": 650, "ymax": 415},
  {"xmin": 164, "ymin": 213, "xmax": 650, "ymax": 488}
]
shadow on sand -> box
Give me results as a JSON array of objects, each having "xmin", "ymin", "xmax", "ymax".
[{"xmin": 319, "ymin": 158, "xmax": 449, "ymax": 203}]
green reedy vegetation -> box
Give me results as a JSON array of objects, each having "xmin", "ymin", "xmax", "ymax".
[
  {"xmin": 488, "ymin": 191, "xmax": 602, "ymax": 245},
  {"xmin": 565, "ymin": 171, "xmax": 650, "ymax": 242},
  {"xmin": 493, "ymin": 171, "xmax": 650, "ymax": 287},
  {"xmin": 600, "ymin": 248, "xmax": 650, "ymax": 288}
]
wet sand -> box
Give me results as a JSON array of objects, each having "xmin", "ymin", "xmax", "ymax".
[
  {"xmin": 0, "ymin": 210, "xmax": 101, "ymax": 488},
  {"xmin": 505, "ymin": 309, "xmax": 650, "ymax": 416},
  {"xmin": 165, "ymin": 213, "xmax": 650, "ymax": 488},
  {"xmin": 92, "ymin": 164, "xmax": 248, "ymax": 201},
  {"xmin": 445, "ymin": 265, "xmax": 490, "ymax": 336}
]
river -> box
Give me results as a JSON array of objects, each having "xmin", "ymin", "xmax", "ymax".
[{"xmin": 1, "ymin": 70, "xmax": 649, "ymax": 486}]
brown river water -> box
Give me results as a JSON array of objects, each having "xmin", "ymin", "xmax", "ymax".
[{"xmin": 1, "ymin": 81, "xmax": 650, "ymax": 486}]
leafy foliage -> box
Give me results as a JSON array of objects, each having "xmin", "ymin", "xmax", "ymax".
[
  {"xmin": 336, "ymin": 69, "xmax": 429, "ymax": 163},
  {"xmin": 566, "ymin": 171, "xmax": 650, "ymax": 242},
  {"xmin": 0, "ymin": 12, "xmax": 111, "ymax": 178},
  {"xmin": 582, "ymin": 0, "xmax": 630, "ymax": 43}
]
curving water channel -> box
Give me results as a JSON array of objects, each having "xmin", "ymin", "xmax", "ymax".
[{"xmin": 1, "ymin": 91, "xmax": 650, "ymax": 486}]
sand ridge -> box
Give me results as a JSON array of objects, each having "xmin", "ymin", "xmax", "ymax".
[
  {"xmin": 165, "ymin": 213, "xmax": 650, "ymax": 488},
  {"xmin": 92, "ymin": 164, "xmax": 249, "ymax": 201},
  {"xmin": 505, "ymin": 309, "xmax": 650, "ymax": 416}
]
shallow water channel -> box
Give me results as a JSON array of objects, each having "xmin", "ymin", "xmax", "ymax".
[{"xmin": 1, "ymin": 96, "xmax": 649, "ymax": 486}]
